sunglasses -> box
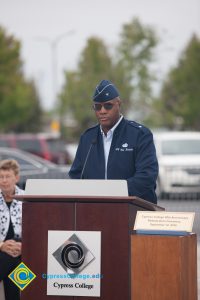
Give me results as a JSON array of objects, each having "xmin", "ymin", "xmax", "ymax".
[{"xmin": 93, "ymin": 102, "xmax": 114, "ymax": 111}]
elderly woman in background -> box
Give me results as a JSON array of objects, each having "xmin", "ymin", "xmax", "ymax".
[{"xmin": 0, "ymin": 159, "xmax": 24, "ymax": 300}]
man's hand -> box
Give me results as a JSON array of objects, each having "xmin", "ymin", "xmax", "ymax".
[{"xmin": 1, "ymin": 239, "xmax": 22, "ymax": 257}]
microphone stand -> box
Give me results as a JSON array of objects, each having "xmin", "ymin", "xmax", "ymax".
[{"xmin": 80, "ymin": 139, "xmax": 96, "ymax": 179}]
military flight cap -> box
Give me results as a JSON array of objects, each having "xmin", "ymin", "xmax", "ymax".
[{"xmin": 92, "ymin": 79, "xmax": 119, "ymax": 102}]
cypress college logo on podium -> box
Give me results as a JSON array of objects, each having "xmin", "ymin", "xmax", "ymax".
[
  {"xmin": 47, "ymin": 231, "xmax": 101, "ymax": 297},
  {"xmin": 53, "ymin": 233, "xmax": 95, "ymax": 273}
]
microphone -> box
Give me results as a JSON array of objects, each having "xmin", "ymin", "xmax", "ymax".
[{"xmin": 80, "ymin": 138, "xmax": 96, "ymax": 179}]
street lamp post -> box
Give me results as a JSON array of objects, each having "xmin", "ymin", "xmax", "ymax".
[{"xmin": 35, "ymin": 30, "xmax": 75, "ymax": 109}]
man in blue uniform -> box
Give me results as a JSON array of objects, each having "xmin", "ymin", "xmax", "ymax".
[{"xmin": 69, "ymin": 79, "xmax": 158, "ymax": 203}]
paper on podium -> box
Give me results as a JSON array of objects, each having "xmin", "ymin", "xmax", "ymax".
[{"xmin": 25, "ymin": 179, "xmax": 128, "ymax": 197}]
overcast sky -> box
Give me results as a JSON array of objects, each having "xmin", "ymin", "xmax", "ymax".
[{"xmin": 0, "ymin": 0, "xmax": 200, "ymax": 109}]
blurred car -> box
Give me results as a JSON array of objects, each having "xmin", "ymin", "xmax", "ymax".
[
  {"xmin": 0, "ymin": 134, "xmax": 72, "ymax": 165},
  {"xmin": 65, "ymin": 143, "xmax": 78, "ymax": 163},
  {"xmin": 0, "ymin": 147, "xmax": 69, "ymax": 189},
  {"xmin": 154, "ymin": 131, "xmax": 200, "ymax": 198}
]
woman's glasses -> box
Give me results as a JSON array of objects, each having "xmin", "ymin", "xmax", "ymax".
[{"xmin": 93, "ymin": 102, "xmax": 114, "ymax": 111}]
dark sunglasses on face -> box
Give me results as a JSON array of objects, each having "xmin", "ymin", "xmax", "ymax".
[{"xmin": 93, "ymin": 102, "xmax": 114, "ymax": 111}]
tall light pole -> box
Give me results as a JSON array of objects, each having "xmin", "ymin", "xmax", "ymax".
[{"xmin": 35, "ymin": 30, "xmax": 75, "ymax": 110}]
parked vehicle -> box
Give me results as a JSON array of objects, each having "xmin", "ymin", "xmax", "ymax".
[
  {"xmin": 0, "ymin": 134, "xmax": 71, "ymax": 165},
  {"xmin": 0, "ymin": 147, "xmax": 69, "ymax": 189},
  {"xmin": 65, "ymin": 143, "xmax": 78, "ymax": 162},
  {"xmin": 154, "ymin": 131, "xmax": 200, "ymax": 198}
]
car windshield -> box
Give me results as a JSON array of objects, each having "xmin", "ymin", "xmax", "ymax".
[
  {"xmin": 162, "ymin": 139, "xmax": 200, "ymax": 155},
  {"xmin": 0, "ymin": 140, "xmax": 10, "ymax": 147},
  {"xmin": 47, "ymin": 139, "xmax": 65, "ymax": 153},
  {"xmin": 15, "ymin": 139, "xmax": 41, "ymax": 151}
]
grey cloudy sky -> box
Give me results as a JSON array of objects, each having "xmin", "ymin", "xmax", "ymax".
[{"xmin": 0, "ymin": 0, "xmax": 200, "ymax": 109}]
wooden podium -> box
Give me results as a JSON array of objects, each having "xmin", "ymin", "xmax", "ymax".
[
  {"xmin": 131, "ymin": 233, "xmax": 198, "ymax": 300},
  {"xmin": 18, "ymin": 186, "xmax": 163, "ymax": 300}
]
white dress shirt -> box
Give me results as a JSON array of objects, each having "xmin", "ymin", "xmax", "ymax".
[{"xmin": 100, "ymin": 115, "xmax": 123, "ymax": 178}]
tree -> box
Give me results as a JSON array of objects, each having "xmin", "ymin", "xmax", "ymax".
[
  {"xmin": 151, "ymin": 34, "xmax": 200, "ymax": 130},
  {"xmin": 0, "ymin": 26, "xmax": 43, "ymax": 132},
  {"xmin": 58, "ymin": 18, "xmax": 158, "ymax": 139},
  {"xmin": 116, "ymin": 18, "xmax": 158, "ymax": 118}
]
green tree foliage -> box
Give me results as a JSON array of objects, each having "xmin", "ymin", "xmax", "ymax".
[
  {"xmin": 0, "ymin": 27, "xmax": 43, "ymax": 133},
  {"xmin": 116, "ymin": 18, "xmax": 158, "ymax": 115},
  {"xmin": 59, "ymin": 37, "xmax": 114, "ymax": 128},
  {"xmin": 58, "ymin": 18, "xmax": 158, "ymax": 139},
  {"xmin": 151, "ymin": 34, "xmax": 200, "ymax": 130}
]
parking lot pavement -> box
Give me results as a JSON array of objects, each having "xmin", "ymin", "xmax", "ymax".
[{"xmin": 158, "ymin": 199, "xmax": 200, "ymax": 298}]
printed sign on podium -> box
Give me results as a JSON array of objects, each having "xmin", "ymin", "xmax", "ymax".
[{"xmin": 47, "ymin": 231, "xmax": 101, "ymax": 297}]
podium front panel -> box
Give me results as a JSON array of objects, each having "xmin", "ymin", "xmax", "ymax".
[
  {"xmin": 21, "ymin": 202, "xmax": 75, "ymax": 300},
  {"xmin": 75, "ymin": 202, "xmax": 130, "ymax": 300}
]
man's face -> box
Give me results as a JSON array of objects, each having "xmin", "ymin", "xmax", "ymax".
[
  {"xmin": 93, "ymin": 98, "xmax": 121, "ymax": 133},
  {"xmin": 0, "ymin": 169, "xmax": 19, "ymax": 196}
]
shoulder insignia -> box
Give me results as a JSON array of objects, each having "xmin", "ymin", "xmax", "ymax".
[
  {"xmin": 127, "ymin": 120, "xmax": 150, "ymax": 134},
  {"xmin": 128, "ymin": 120, "xmax": 143, "ymax": 129}
]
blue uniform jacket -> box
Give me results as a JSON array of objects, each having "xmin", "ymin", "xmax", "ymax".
[{"xmin": 69, "ymin": 118, "xmax": 158, "ymax": 203}]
